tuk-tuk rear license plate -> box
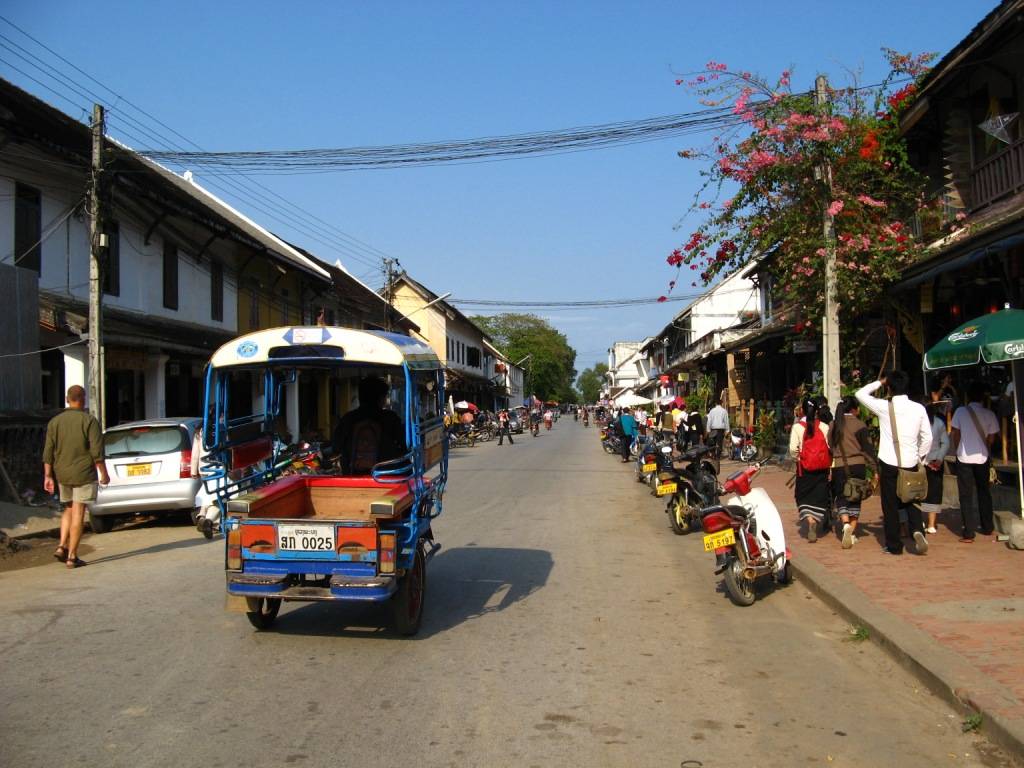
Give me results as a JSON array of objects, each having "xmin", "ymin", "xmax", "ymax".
[
  {"xmin": 703, "ymin": 528, "xmax": 736, "ymax": 552},
  {"xmin": 278, "ymin": 523, "xmax": 336, "ymax": 552},
  {"xmin": 642, "ymin": 463, "xmax": 657, "ymax": 473},
  {"xmin": 656, "ymin": 482, "xmax": 677, "ymax": 496}
]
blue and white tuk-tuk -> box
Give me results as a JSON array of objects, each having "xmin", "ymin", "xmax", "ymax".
[{"xmin": 201, "ymin": 326, "xmax": 448, "ymax": 635}]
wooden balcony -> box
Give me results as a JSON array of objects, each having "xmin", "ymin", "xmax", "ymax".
[{"xmin": 971, "ymin": 136, "xmax": 1024, "ymax": 211}]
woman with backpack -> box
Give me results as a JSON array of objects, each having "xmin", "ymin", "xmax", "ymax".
[
  {"xmin": 789, "ymin": 397, "xmax": 832, "ymax": 542},
  {"xmin": 828, "ymin": 396, "xmax": 877, "ymax": 550}
]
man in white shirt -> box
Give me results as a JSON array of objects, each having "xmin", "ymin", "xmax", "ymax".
[
  {"xmin": 856, "ymin": 371, "xmax": 932, "ymax": 555},
  {"xmin": 950, "ymin": 381, "xmax": 999, "ymax": 541},
  {"xmin": 706, "ymin": 401, "xmax": 730, "ymax": 459}
]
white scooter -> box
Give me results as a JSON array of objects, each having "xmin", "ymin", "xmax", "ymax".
[{"xmin": 699, "ymin": 459, "xmax": 790, "ymax": 606}]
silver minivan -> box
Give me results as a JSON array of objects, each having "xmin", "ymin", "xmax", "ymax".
[{"xmin": 90, "ymin": 418, "xmax": 203, "ymax": 533}]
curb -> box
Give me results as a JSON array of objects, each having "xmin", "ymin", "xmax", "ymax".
[{"xmin": 791, "ymin": 555, "xmax": 1024, "ymax": 759}]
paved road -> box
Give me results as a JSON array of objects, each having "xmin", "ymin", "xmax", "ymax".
[{"xmin": 0, "ymin": 423, "xmax": 1015, "ymax": 767}]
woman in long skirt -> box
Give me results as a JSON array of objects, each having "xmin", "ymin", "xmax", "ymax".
[
  {"xmin": 790, "ymin": 398, "xmax": 831, "ymax": 542},
  {"xmin": 921, "ymin": 384, "xmax": 951, "ymax": 534},
  {"xmin": 828, "ymin": 396, "xmax": 877, "ymax": 549}
]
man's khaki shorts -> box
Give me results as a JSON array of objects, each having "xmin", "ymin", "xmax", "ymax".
[{"xmin": 59, "ymin": 483, "xmax": 97, "ymax": 504}]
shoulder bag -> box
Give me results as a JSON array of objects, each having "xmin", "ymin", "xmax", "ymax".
[
  {"xmin": 837, "ymin": 427, "xmax": 872, "ymax": 502},
  {"xmin": 889, "ymin": 401, "xmax": 927, "ymax": 503}
]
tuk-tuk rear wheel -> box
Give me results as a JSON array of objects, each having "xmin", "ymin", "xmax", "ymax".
[
  {"xmin": 392, "ymin": 544, "xmax": 426, "ymax": 636},
  {"xmin": 245, "ymin": 597, "xmax": 281, "ymax": 629}
]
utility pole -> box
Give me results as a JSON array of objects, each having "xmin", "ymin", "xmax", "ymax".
[
  {"xmin": 383, "ymin": 257, "xmax": 396, "ymax": 332},
  {"xmin": 815, "ymin": 75, "xmax": 841, "ymax": 408},
  {"xmin": 88, "ymin": 104, "xmax": 106, "ymax": 428}
]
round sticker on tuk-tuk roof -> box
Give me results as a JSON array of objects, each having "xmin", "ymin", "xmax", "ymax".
[{"xmin": 237, "ymin": 341, "xmax": 258, "ymax": 358}]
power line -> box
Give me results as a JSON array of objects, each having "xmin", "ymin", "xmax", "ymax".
[
  {"xmin": 451, "ymin": 285, "xmax": 755, "ymax": 309},
  {"xmin": 136, "ymin": 107, "xmax": 748, "ymax": 173},
  {"xmin": 0, "ymin": 14, "xmax": 398, "ymax": 273}
]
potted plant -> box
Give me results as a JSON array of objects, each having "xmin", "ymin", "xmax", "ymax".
[{"xmin": 754, "ymin": 409, "xmax": 777, "ymax": 459}]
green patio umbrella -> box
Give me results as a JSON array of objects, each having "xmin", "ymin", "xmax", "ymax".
[
  {"xmin": 924, "ymin": 305, "xmax": 1024, "ymax": 517},
  {"xmin": 924, "ymin": 307, "xmax": 1024, "ymax": 370}
]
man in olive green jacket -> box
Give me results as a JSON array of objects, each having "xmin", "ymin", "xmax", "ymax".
[{"xmin": 43, "ymin": 385, "xmax": 109, "ymax": 568}]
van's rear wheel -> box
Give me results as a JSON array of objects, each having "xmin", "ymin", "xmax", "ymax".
[
  {"xmin": 89, "ymin": 512, "xmax": 113, "ymax": 534},
  {"xmin": 392, "ymin": 544, "xmax": 426, "ymax": 636},
  {"xmin": 245, "ymin": 597, "xmax": 281, "ymax": 629}
]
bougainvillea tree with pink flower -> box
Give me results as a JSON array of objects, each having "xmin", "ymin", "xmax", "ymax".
[{"xmin": 668, "ymin": 50, "xmax": 936, "ymax": 330}]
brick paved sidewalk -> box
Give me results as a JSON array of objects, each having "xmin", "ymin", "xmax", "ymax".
[{"xmin": 729, "ymin": 458, "xmax": 1024, "ymax": 751}]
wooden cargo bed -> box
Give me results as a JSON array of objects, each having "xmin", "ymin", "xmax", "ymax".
[{"xmin": 227, "ymin": 475, "xmax": 414, "ymax": 522}]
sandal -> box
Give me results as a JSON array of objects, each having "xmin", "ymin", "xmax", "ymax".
[
  {"xmin": 65, "ymin": 556, "xmax": 87, "ymax": 568},
  {"xmin": 958, "ymin": 537, "xmax": 975, "ymax": 544},
  {"xmin": 53, "ymin": 546, "xmax": 68, "ymax": 562}
]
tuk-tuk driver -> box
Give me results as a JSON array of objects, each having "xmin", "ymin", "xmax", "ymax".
[{"xmin": 332, "ymin": 377, "xmax": 407, "ymax": 475}]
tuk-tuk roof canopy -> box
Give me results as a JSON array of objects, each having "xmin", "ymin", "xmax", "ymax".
[{"xmin": 209, "ymin": 327, "xmax": 442, "ymax": 370}]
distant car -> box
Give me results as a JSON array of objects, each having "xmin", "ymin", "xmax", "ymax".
[
  {"xmin": 89, "ymin": 417, "xmax": 204, "ymax": 533},
  {"xmin": 508, "ymin": 412, "xmax": 524, "ymax": 434}
]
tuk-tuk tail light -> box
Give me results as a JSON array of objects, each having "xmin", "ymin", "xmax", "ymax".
[
  {"xmin": 379, "ymin": 532, "xmax": 397, "ymax": 574},
  {"xmin": 227, "ymin": 525, "xmax": 243, "ymax": 570}
]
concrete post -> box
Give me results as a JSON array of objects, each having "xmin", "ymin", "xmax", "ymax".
[{"xmin": 144, "ymin": 353, "xmax": 169, "ymax": 419}]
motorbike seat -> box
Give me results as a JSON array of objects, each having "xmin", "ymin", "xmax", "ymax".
[{"xmin": 725, "ymin": 504, "xmax": 751, "ymax": 519}]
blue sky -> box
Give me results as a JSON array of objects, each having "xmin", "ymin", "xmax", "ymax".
[{"xmin": 1, "ymin": 0, "xmax": 997, "ymax": 370}]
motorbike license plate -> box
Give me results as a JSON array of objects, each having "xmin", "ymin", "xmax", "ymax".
[
  {"xmin": 656, "ymin": 482, "xmax": 677, "ymax": 496},
  {"xmin": 703, "ymin": 528, "xmax": 736, "ymax": 552},
  {"xmin": 126, "ymin": 463, "xmax": 152, "ymax": 477},
  {"xmin": 642, "ymin": 462, "xmax": 657, "ymax": 473},
  {"xmin": 278, "ymin": 523, "xmax": 336, "ymax": 552}
]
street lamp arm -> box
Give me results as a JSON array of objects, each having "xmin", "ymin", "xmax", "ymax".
[{"xmin": 393, "ymin": 292, "xmax": 453, "ymax": 326}]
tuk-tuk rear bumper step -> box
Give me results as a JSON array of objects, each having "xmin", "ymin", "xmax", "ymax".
[{"xmin": 227, "ymin": 573, "xmax": 398, "ymax": 602}]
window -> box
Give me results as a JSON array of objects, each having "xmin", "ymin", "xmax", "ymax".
[
  {"xmin": 467, "ymin": 346, "xmax": 481, "ymax": 368},
  {"xmin": 162, "ymin": 241, "xmax": 178, "ymax": 310},
  {"xmin": 14, "ymin": 183, "xmax": 41, "ymax": 273},
  {"xmin": 249, "ymin": 287, "xmax": 260, "ymax": 328},
  {"xmin": 102, "ymin": 221, "xmax": 120, "ymax": 296},
  {"xmin": 210, "ymin": 261, "xmax": 223, "ymax": 322}
]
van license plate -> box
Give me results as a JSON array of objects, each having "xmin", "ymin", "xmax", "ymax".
[
  {"xmin": 656, "ymin": 482, "xmax": 677, "ymax": 496},
  {"xmin": 703, "ymin": 529, "xmax": 736, "ymax": 551},
  {"xmin": 278, "ymin": 523, "xmax": 336, "ymax": 552},
  {"xmin": 126, "ymin": 463, "xmax": 152, "ymax": 477}
]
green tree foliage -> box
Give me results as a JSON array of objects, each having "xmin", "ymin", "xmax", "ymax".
[
  {"xmin": 576, "ymin": 362, "xmax": 609, "ymax": 404},
  {"xmin": 472, "ymin": 313, "xmax": 577, "ymax": 403}
]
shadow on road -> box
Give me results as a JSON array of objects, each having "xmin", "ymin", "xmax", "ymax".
[
  {"xmin": 266, "ymin": 546, "xmax": 554, "ymax": 639},
  {"xmin": 87, "ymin": 535, "xmax": 216, "ymax": 565}
]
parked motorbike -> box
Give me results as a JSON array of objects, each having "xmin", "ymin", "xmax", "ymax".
[
  {"xmin": 600, "ymin": 427, "xmax": 623, "ymax": 455},
  {"xmin": 730, "ymin": 427, "xmax": 759, "ymax": 463},
  {"xmin": 699, "ymin": 459, "xmax": 789, "ymax": 606},
  {"xmin": 663, "ymin": 444, "xmax": 721, "ymax": 534}
]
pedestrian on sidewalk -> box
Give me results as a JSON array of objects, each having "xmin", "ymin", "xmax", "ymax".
[
  {"xmin": 828, "ymin": 395, "xmax": 877, "ymax": 549},
  {"xmin": 497, "ymin": 409, "xmax": 514, "ymax": 446},
  {"xmin": 706, "ymin": 400, "xmax": 729, "ymax": 459},
  {"xmin": 950, "ymin": 381, "xmax": 999, "ymax": 542},
  {"xmin": 856, "ymin": 371, "xmax": 932, "ymax": 556},
  {"xmin": 789, "ymin": 397, "xmax": 832, "ymax": 543},
  {"xmin": 921, "ymin": 382, "xmax": 951, "ymax": 535},
  {"xmin": 687, "ymin": 406, "xmax": 704, "ymax": 449},
  {"xmin": 617, "ymin": 407, "xmax": 637, "ymax": 462},
  {"xmin": 42, "ymin": 385, "xmax": 109, "ymax": 568}
]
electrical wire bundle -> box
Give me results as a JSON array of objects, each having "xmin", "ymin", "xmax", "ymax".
[{"xmin": 138, "ymin": 108, "xmax": 747, "ymax": 172}]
